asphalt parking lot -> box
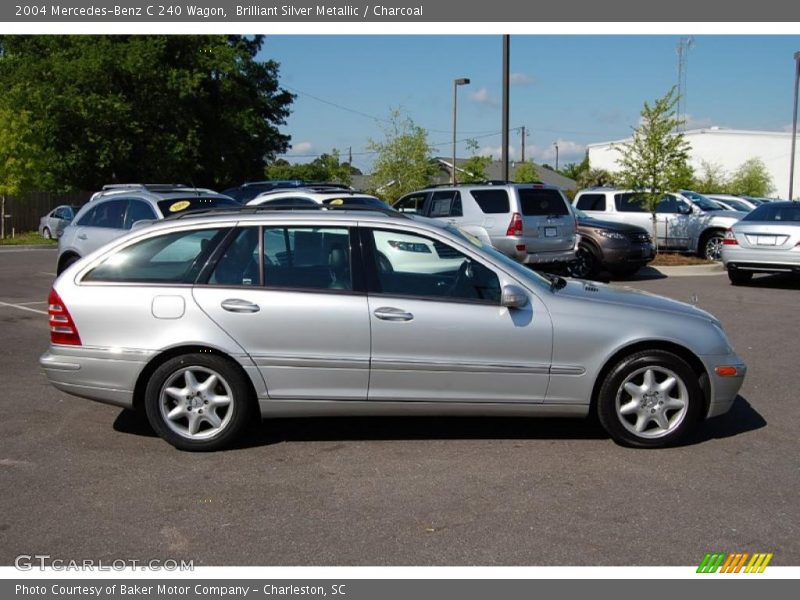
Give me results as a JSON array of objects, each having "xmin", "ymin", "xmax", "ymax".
[{"xmin": 0, "ymin": 247, "xmax": 798, "ymax": 566}]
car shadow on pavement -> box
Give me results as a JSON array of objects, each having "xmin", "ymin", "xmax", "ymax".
[
  {"xmin": 112, "ymin": 395, "xmax": 764, "ymax": 449},
  {"xmin": 684, "ymin": 395, "xmax": 765, "ymax": 445},
  {"xmin": 742, "ymin": 273, "xmax": 800, "ymax": 290}
]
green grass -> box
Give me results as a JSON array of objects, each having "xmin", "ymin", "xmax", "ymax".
[{"xmin": 0, "ymin": 231, "xmax": 58, "ymax": 246}]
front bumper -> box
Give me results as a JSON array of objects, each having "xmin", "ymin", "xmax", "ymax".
[
  {"xmin": 700, "ymin": 353, "xmax": 747, "ymax": 418},
  {"xmin": 602, "ymin": 243, "xmax": 656, "ymax": 267},
  {"xmin": 40, "ymin": 346, "xmax": 152, "ymax": 409}
]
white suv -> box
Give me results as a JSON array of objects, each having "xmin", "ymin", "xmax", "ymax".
[
  {"xmin": 573, "ymin": 188, "xmax": 746, "ymax": 260},
  {"xmin": 394, "ymin": 183, "xmax": 578, "ymax": 265}
]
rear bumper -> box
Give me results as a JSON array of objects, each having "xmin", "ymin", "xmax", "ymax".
[
  {"xmin": 700, "ymin": 353, "xmax": 747, "ymax": 418},
  {"xmin": 40, "ymin": 346, "xmax": 152, "ymax": 409},
  {"xmin": 520, "ymin": 247, "xmax": 577, "ymax": 265},
  {"xmin": 493, "ymin": 235, "xmax": 578, "ymax": 265},
  {"xmin": 722, "ymin": 246, "xmax": 800, "ymax": 272}
]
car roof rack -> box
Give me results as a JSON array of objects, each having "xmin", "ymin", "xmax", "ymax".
[
  {"xmin": 162, "ymin": 203, "xmax": 405, "ymax": 221},
  {"xmin": 426, "ymin": 180, "xmax": 545, "ymax": 189}
]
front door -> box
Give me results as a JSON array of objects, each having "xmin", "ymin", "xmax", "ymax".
[
  {"xmin": 192, "ymin": 225, "xmax": 371, "ymax": 400},
  {"xmin": 362, "ymin": 227, "xmax": 552, "ymax": 403}
]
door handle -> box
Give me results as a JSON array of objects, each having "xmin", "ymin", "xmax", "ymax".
[
  {"xmin": 77, "ymin": 234, "xmax": 87, "ymax": 240},
  {"xmin": 221, "ymin": 299, "xmax": 260, "ymax": 313},
  {"xmin": 373, "ymin": 307, "xmax": 413, "ymax": 322}
]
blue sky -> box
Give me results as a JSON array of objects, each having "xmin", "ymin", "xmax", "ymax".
[{"xmin": 258, "ymin": 35, "xmax": 800, "ymax": 171}]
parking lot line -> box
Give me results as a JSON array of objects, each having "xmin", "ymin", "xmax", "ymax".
[
  {"xmin": 16, "ymin": 301, "xmax": 47, "ymax": 305},
  {"xmin": 0, "ymin": 301, "xmax": 48, "ymax": 315},
  {"xmin": 38, "ymin": 272, "xmax": 57, "ymax": 277}
]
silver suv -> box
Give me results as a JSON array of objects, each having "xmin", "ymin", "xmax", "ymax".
[
  {"xmin": 394, "ymin": 183, "xmax": 578, "ymax": 265},
  {"xmin": 57, "ymin": 184, "xmax": 239, "ymax": 274},
  {"xmin": 247, "ymin": 185, "xmax": 390, "ymax": 210},
  {"xmin": 573, "ymin": 188, "xmax": 745, "ymax": 260},
  {"xmin": 42, "ymin": 205, "xmax": 745, "ymax": 451}
]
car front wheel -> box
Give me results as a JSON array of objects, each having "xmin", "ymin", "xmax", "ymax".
[
  {"xmin": 597, "ymin": 350, "xmax": 704, "ymax": 448},
  {"xmin": 567, "ymin": 245, "xmax": 598, "ymax": 279},
  {"xmin": 144, "ymin": 353, "xmax": 253, "ymax": 451}
]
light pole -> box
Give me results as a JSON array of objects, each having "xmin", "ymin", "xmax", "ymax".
[
  {"xmin": 553, "ymin": 142, "xmax": 559, "ymax": 172},
  {"xmin": 789, "ymin": 51, "xmax": 800, "ymax": 201},
  {"xmin": 452, "ymin": 77, "xmax": 470, "ymax": 184}
]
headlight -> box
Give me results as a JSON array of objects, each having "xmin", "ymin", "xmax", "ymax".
[{"xmin": 598, "ymin": 230, "xmax": 627, "ymax": 240}]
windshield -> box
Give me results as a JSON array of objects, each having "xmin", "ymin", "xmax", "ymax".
[
  {"xmin": 446, "ymin": 225, "xmax": 551, "ymax": 290},
  {"xmin": 157, "ymin": 196, "xmax": 240, "ymax": 216},
  {"xmin": 682, "ymin": 191, "xmax": 722, "ymax": 212}
]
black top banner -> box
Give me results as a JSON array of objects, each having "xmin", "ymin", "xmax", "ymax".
[{"xmin": 3, "ymin": 0, "xmax": 798, "ymax": 22}]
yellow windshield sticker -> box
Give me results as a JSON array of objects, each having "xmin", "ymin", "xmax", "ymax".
[{"xmin": 169, "ymin": 200, "xmax": 191, "ymax": 213}]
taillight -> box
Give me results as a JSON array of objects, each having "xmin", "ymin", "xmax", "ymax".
[
  {"xmin": 723, "ymin": 230, "xmax": 738, "ymax": 246},
  {"xmin": 48, "ymin": 288, "xmax": 82, "ymax": 346},
  {"xmin": 506, "ymin": 212, "xmax": 523, "ymax": 236}
]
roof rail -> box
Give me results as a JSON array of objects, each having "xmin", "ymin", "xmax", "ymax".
[
  {"xmin": 426, "ymin": 180, "xmax": 544, "ymax": 189},
  {"xmin": 162, "ymin": 203, "xmax": 405, "ymax": 221},
  {"xmin": 240, "ymin": 180, "xmax": 305, "ymax": 187}
]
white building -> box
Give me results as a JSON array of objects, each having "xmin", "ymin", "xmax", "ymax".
[{"xmin": 587, "ymin": 127, "xmax": 800, "ymax": 200}]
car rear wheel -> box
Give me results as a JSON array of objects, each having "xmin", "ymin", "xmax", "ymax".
[
  {"xmin": 56, "ymin": 254, "xmax": 80, "ymax": 275},
  {"xmin": 144, "ymin": 353, "xmax": 253, "ymax": 451},
  {"xmin": 567, "ymin": 245, "xmax": 598, "ymax": 279},
  {"xmin": 727, "ymin": 268, "xmax": 753, "ymax": 286},
  {"xmin": 42, "ymin": 227, "xmax": 52, "ymax": 239},
  {"xmin": 597, "ymin": 350, "xmax": 703, "ymax": 448}
]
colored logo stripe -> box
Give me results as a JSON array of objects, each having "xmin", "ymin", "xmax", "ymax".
[{"xmin": 697, "ymin": 552, "xmax": 773, "ymax": 573}]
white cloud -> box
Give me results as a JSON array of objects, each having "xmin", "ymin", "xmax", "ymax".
[
  {"xmin": 287, "ymin": 141, "xmax": 314, "ymax": 155},
  {"xmin": 682, "ymin": 114, "xmax": 716, "ymax": 130},
  {"xmin": 468, "ymin": 87, "xmax": 498, "ymax": 107},
  {"xmin": 478, "ymin": 145, "xmax": 517, "ymax": 160},
  {"xmin": 510, "ymin": 72, "xmax": 535, "ymax": 86},
  {"xmin": 528, "ymin": 139, "xmax": 587, "ymax": 164}
]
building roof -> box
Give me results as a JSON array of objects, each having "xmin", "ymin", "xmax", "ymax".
[
  {"xmin": 587, "ymin": 127, "xmax": 795, "ymax": 149},
  {"xmin": 432, "ymin": 157, "xmax": 577, "ymax": 190}
]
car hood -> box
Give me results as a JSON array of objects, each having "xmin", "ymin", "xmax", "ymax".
[
  {"xmin": 577, "ymin": 217, "xmax": 647, "ymax": 234},
  {"xmin": 556, "ymin": 278, "xmax": 718, "ymax": 324}
]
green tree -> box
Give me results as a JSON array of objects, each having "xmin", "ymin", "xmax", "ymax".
[
  {"xmin": 577, "ymin": 168, "xmax": 615, "ymax": 189},
  {"xmin": 560, "ymin": 153, "xmax": 590, "ymax": 181},
  {"xmin": 727, "ymin": 158, "xmax": 774, "ymax": 197},
  {"xmin": 366, "ymin": 109, "xmax": 438, "ymax": 204},
  {"xmin": 0, "ymin": 106, "xmax": 50, "ymax": 238},
  {"xmin": 458, "ymin": 138, "xmax": 492, "ymax": 183},
  {"xmin": 615, "ymin": 87, "xmax": 691, "ymax": 247},
  {"xmin": 265, "ymin": 150, "xmax": 352, "ymax": 184},
  {"xmin": 693, "ymin": 159, "xmax": 729, "ymax": 193},
  {"xmin": 514, "ymin": 162, "xmax": 539, "ymax": 183},
  {"xmin": 0, "ymin": 35, "xmax": 294, "ymax": 191}
]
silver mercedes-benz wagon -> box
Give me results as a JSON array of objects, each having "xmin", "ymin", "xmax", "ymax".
[{"xmin": 41, "ymin": 206, "xmax": 746, "ymax": 451}]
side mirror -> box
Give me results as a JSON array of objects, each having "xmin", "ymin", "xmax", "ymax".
[
  {"xmin": 678, "ymin": 204, "xmax": 693, "ymax": 215},
  {"xmin": 501, "ymin": 285, "xmax": 528, "ymax": 309}
]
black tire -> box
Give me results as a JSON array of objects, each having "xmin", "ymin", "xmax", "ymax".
[
  {"xmin": 56, "ymin": 254, "xmax": 80, "ymax": 275},
  {"xmin": 567, "ymin": 245, "xmax": 599, "ymax": 279},
  {"xmin": 596, "ymin": 350, "xmax": 704, "ymax": 448},
  {"xmin": 700, "ymin": 231, "xmax": 725, "ymax": 261},
  {"xmin": 728, "ymin": 268, "xmax": 753, "ymax": 286},
  {"xmin": 144, "ymin": 353, "xmax": 253, "ymax": 451},
  {"xmin": 42, "ymin": 227, "xmax": 52, "ymax": 240}
]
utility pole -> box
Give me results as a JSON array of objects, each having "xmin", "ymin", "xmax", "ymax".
[
  {"xmin": 676, "ymin": 37, "xmax": 694, "ymax": 131},
  {"xmin": 789, "ymin": 51, "xmax": 800, "ymax": 201},
  {"xmin": 520, "ymin": 126, "xmax": 526, "ymax": 162},
  {"xmin": 554, "ymin": 142, "xmax": 559, "ymax": 172},
  {"xmin": 348, "ymin": 146, "xmax": 352, "ymax": 165},
  {"xmin": 501, "ymin": 35, "xmax": 510, "ymax": 181},
  {"xmin": 452, "ymin": 78, "xmax": 471, "ymax": 184}
]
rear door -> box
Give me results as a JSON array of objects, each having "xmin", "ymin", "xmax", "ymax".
[
  {"xmin": 426, "ymin": 190, "xmax": 464, "ymax": 227},
  {"xmin": 613, "ymin": 193, "xmax": 653, "ymax": 233},
  {"xmin": 517, "ymin": 187, "xmax": 574, "ymax": 252},
  {"xmin": 191, "ymin": 224, "xmax": 371, "ymax": 400},
  {"xmin": 72, "ymin": 198, "xmax": 130, "ymax": 255}
]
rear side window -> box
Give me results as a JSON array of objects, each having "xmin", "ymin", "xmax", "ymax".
[
  {"xmin": 261, "ymin": 227, "xmax": 352, "ymax": 291},
  {"xmin": 77, "ymin": 199, "xmax": 128, "ymax": 228},
  {"xmin": 743, "ymin": 204, "xmax": 800, "ymax": 222},
  {"xmin": 429, "ymin": 191, "xmax": 462, "ymax": 218},
  {"xmin": 518, "ymin": 189, "xmax": 569, "ymax": 216},
  {"xmin": 125, "ymin": 200, "xmax": 157, "ymax": 229},
  {"xmin": 84, "ymin": 228, "xmax": 228, "ymax": 283},
  {"xmin": 615, "ymin": 193, "xmax": 646, "ymax": 213},
  {"xmin": 471, "ymin": 189, "xmax": 510, "ymax": 214},
  {"xmin": 575, "ymin": 193, "xmax": 606, "ymax": 211}
]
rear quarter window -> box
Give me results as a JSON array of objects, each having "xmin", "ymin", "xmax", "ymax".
[
  {"xmin": 84, "ymin": 228, "xmax": 228, "ymax": 283},
  {"xmin": 575, "ymin": 193, "xmax": 607, "ymax": 211},
  {"xmin": 518, "ymin": 189, "xmax": 569, "ymax": 216},
  {"xmin": 470, "ymin": 189, "xmax": 510, "ymax": 214}
]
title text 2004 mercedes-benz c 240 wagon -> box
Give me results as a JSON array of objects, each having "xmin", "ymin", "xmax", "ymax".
[{"xmin": 41, "ymin": 206, "xmax": 746, "ymax": 451}]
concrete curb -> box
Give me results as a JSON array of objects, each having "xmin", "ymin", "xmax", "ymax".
[
  {"xmin": 642, "ymin": 262, "xmax": 725, "ymax": 278},
  {"xmin": 0, "ymin": 245, "xmax": 57, "ymax": 252}
]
